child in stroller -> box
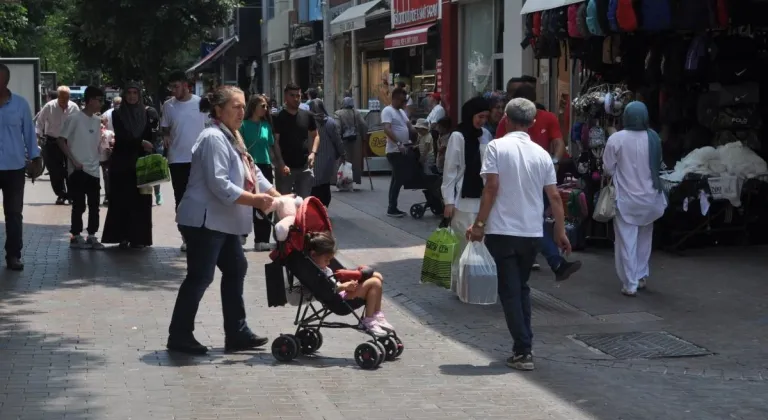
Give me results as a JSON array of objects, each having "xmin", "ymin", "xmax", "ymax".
[
  {"xmin": 406, "ymin": 119, "xmax": 444, "ymax": 219},
  {"xmin": 266, "ymin": 196, "xmax": 403, "ymax": 369},
  {"xmin": 307, "ymin": 231, "xmax": 394, "ymax": 337}
]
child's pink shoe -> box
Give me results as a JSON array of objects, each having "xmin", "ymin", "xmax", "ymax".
[
  {"xmin": 374, "ymin": 311, "xmax": 394, "ymax": 331},
  {"xmin": 362, "ymin": 317, "xmax": 387, "ymax": 337}
]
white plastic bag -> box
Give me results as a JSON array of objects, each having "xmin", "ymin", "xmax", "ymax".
[
  {"xmin": 336, "ymin": 162, "xmax": 354, "ymax": 191},
  {"xmin": 457, "ymin": 241, "xmax": 498, "ymax": 305},
  {"xmin": 592, "ymin": 183, "xmax": 616, "ymax": 223}
]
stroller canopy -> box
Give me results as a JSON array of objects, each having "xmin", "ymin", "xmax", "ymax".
[{"xmin": 273, "ymin": 196, "xmax": 332, "ymax": 259}]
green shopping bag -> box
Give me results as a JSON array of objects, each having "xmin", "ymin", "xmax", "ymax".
[
  {"xmin": 420, "ymin": 220, "xmax": 460, "ymax": 289},
  {"xmin": 136, "ymin": 154, "xmax": 171, "ymax": 188}
]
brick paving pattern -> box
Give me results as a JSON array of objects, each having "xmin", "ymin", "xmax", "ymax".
[{"xmin": 0, "ymin": 176, "xmax": 766, "ymax": 419}]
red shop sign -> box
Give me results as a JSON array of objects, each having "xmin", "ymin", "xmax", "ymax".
[{"xmin": 391, "ymin": 0, "xmax": 441, "ymax": 29}]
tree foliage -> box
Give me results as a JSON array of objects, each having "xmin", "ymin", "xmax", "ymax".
[
  {"xmin": 0, "ymin": 3, "xmax": 30, "ymax": 55},
  {"xmin": 69, "ymin": 0, "xmax": 238, "ymax": 94}
]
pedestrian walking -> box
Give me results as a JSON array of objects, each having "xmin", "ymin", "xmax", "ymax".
[
  {"xmin": 56, "ymin": 86, "xmax": 106, "ymax": 250},
  {"xmin": 467, "ymin": 98, "xmax": 571, "ymax": 371},
  {"xmin": 102, "ymin": 96, "xmax": 121, "ymax": 131},
  {"xmin": 272, "ymin": 83, "xmax": 319, "ymax": 198},
  {"xmin": 334, "ymin": 96, "xmax": 368, "ymax": 186},
  {"xmin": 307, "ymin": 98, "xmax": 345, "ymax": 207},
  {"xmin": 99, "ymin": 116, "xmax": 114, "ymax": 206},
  {"xmin": 240, "ymin": 94, "xmax": 281, "ymax": 251},
  {"xmin": 0, "ymin": 63, "xmax": 42, "ymax": 271},
  {"xmin": 603, "ymin": 101, "xmax": 667, "ymax": 297},
  {"xmin": 36, "ymin": 86, "xmax": 80, "ymax": 204},
  {"xmin": 101, "ymin": 82, "xmax": 157, "ymax": 249},
  {"xmin": 167, "ymin": 86, "xmax": 280, "ymax": 355},
  {"xmin": 382, "ymin": 87, "xmax": 416, "ymax": 217},
  {"xmin": 161, "ymin": 72, "xmax": 208, "ymax": 251}
]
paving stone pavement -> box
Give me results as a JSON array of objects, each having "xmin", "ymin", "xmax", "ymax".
[{"xmin": 0, "ymin": 177, "xmax": 766, "ymax": 420}]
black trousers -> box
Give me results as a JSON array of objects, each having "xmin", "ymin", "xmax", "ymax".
[
  {"xmin": 169, "ymin": 162, "xmax": 192, "ymax": 210},
  {"xmin": 45, "ymin": 136, "xmax": 69, "ymax": 199},
  {"xmin": 386, "ymin": 152, "xmax": 408, "ymax": 211},
  {"xmin": 311, "ymin": 183, "xmax": 332, "ymax": 207},
  {"xmin": 69, "ymin": 170, "xmax": 101, "ymax": 236},
  {"xmin": 251, "ymin": 163, "xmax": 274, "ymax": 243},
  {"xmin": 0, "ymin": 169, "xmax": 25, "ymax": 260}
]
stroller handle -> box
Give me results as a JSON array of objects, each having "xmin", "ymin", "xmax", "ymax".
[{"xmin": 255, "ymin": 209, "xmax": 275, "ymax": 226}]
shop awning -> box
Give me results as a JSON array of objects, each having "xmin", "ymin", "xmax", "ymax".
[
  {"xmin": 331, "ymin": 0, "xmax": 388, "ymax": 35},
  {"xmin": 520, "ymin": 0, "xmax": 583, "ymax": 15},
  {"xmin": 186, "ymin": 36, "xmax": 239, "ymax": 74},
  {"xmin": 384, "ymin": 23, "xmax": 435, "ymax": 50}
]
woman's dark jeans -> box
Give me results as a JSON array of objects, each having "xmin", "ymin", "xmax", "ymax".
[{"xmin": 169, "ymin": 225, "xmax": 250, "ymax": 339}]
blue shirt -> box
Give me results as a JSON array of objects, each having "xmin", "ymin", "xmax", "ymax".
[
  {"xmin": 0, "ymin": 92, "xmax": 39, "ymax": 170},
  {"xmin": 176, "ymin": 126, "xmax": 273, "ymax": 236}
]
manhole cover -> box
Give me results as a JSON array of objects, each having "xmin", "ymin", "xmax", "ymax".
[{"xmin": 572, "ymin": 331, "xmax": 711, "ymax": 359}]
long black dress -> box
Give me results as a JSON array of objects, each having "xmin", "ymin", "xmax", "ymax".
[{"xmin": 101, "ymin": 107, "xmax": 159, "ymax": 246}]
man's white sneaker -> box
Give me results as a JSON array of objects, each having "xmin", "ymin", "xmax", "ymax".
[
  {"xmin": 86, "ymin": 236, "xmax": 105, "ymax": 250},
  {"xmin": 180, "ymin": 241, "xmax": 187, "ymax": 252}
]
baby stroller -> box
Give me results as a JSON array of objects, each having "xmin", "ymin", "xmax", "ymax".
[
  {"xmin": 402, "ymin": 148, "xmax": 444, "ymax": 219},
  {"xmin": 264, "ymin": 197, "xmax": 404, "ymax": 369}
]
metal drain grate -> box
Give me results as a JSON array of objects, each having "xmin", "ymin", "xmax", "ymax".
[{"xmin": 572, "ymin": 331, "xmax": 711, "ymax": 359}]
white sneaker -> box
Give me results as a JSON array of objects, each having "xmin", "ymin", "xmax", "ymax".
[
  {"xmin": 86, "ymin": 236, "xmax": 105, "ymax": 250},
  {"xmin": 362, "ymin": 317, "xmax": 388, "ymax": 337},
  {"xmin": 254, "ymin": 242, "xmax": 275, "ymax": 252},
  {"xmin": 180, "ymin": 241, "xmax": 187, "ymax": 252}
]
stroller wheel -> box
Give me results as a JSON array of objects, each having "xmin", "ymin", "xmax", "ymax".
[
  {"xmin": 296, "ymin": 329, "xmax": 323, "ymax": 355},
  {"xmin": 271, "ymin": 335, "xmax": 299, "ymax": 362},
  {"xmin": 354, "ymin": 342, "xmax": 382, "ymax": 369},
  {"xmin": 377, "ymin": 337, "xmax": 399, "ymax": 361},
  {"xmin": 368, "ymin": 340, "xmax": 386, "ymax": 365},
  {"xmin": 393, "ymin": 336, "xmax": 404, "ymax": 357},
  {"xmin": 409, "ymin": 204, "xmax": 425, "ymax": 219}
]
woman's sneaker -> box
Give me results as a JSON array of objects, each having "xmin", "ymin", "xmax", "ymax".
[
  {"xmin": 361, "ymin": 317, "xmax": 388, "ymax": 337},
  {"xmin": 507, "ymin": 353, "xmax": 535, "ymax": 371},
  {"xmin": 373, "ymin": 311, "xmax": 394, "ymax": 331}
]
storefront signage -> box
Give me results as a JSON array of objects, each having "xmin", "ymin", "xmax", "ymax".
[
  {"xmin": 290, "ymin": 42, "xmax": 322, "ymax": 60},
  {"xmin": 268, "ymin": 50, "xmax": 286, "ymax": 64},
  {"xmin": 368, "ymin": 130, "xmax": 388, "ymax": 157},
  {"xmin": 334, "ymin": 19, "xmax": 362, "ymax": 34},
  {"xmin": 384, "ymin": 31, "xmax": 429, "ymax": 49},
  {"xmin": 292, "ymin": 24, "xmax": 314, "ymax": 47},
  {"xmin": 391, "ymin": 0, "xmax": 441, "ymax": 29},
  {"xmin": 435, "ymin": 59, "xmax": 442, "ymax": 93}
]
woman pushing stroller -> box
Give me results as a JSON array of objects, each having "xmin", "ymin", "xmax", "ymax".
[{"xmin": 307, "ymin": 231, "xmax": 395, "ymax": 337}]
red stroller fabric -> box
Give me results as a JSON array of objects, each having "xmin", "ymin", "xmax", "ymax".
[{"xmin": 271, "ymin": 196, "xmax": 332, "ymax": 261}]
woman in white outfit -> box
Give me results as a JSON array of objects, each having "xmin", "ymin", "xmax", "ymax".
[
  {"xmin": 603, "ymin": 101, "xmax": 667, "ymax": 297},
  {"xmin": 441, "ymin": 96, "xmax": 492, "ymax": 294}
]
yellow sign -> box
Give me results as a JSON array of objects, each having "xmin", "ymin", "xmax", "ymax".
[{"xmin": 368, "ymin": 130, "xmax": 387, "ymax": 157}]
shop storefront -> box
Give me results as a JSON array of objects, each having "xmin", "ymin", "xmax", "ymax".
[
  {"xmin": 289, "ymin": 22, "xmax": 324, "ymax": 93},
  {"xmin": 385, "ymin": 0, "xmax": 442, "ymax": 118}
]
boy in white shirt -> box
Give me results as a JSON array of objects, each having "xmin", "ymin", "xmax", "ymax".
[{"xmin": 57, "ymin": 86, "xmax": 106, "ymax": 249}]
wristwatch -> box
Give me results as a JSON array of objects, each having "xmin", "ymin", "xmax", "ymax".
[{"xmin": 474, "ymin": 220, "xmax": 486, "ymax": 229}]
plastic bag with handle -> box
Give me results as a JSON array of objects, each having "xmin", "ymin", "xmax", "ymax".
[
  {"xmin": 420, "ymin": 219, "xmax": 460, "ymax": 289},
  {"xmin": 457, "ymin": 241, "xmax": 498, "ymax": 305},
  {"xmin": 336, "ymin": 162, "xmax": 354, "ymax": 191}
]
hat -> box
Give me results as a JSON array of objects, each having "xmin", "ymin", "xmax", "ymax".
[
  {"xmin": 428, "ymin": 92, "xmax": 441, "ymax": 101},
  {"xmin": 415, "ymin": 118, "xmax": 430, "ymax": 130}
]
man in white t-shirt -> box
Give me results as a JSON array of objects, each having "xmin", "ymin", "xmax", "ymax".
[
  {"xmin": 381, "ymin": 87, "xmax": 415, "ymax": 217},
  {"xmin": 425, "ymin": 92, "xmax": 445, "ymax": 129},
  {"xmin": 161, "ymin": 72, "xmax": 208, "ymax": 251},
  {"xmin": 57, "ymin": 86, "xmax": 106, "ymax": 250},
  {"xmin": 467, "ymin": 98, "xmax": 571, "ymax": 372}
]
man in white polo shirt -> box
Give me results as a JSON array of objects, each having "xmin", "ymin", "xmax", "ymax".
[
  {"xmin": 467, "ymin": 98, "xmax": 571, "ymax": 372},
  {"xmin": 161, "ymin": 71, "xmax": 208, "ymax": 252}
]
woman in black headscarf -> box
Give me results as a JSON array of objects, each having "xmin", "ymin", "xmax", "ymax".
[
  {"xmin": 440, "ymin": 96, "xmax": 490, "ymax": 296},
  {"xmin": 102, "ymin": 82, "xmax": 158, "ymax": 248}
]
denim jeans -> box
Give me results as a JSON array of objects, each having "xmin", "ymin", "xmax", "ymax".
[
  {"xmin": 386, "ymin": 152, "xmax": 407, "ymax": 210},
  {"xmin": 484, "ymin": 234, "xmax": 540, "ymax": 354},
  {"xmin": 541, "ymin": 192, "xmax": 564, "ymax": 271},
  {"xmin": 0, "ymin": 169, "xmax": 25, "ymax": 260},
  {"xmin": 169, "ymin": 225, "xmax": 250, "ymax": 338}
]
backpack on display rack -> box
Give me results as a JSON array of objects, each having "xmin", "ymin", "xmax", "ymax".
[
  {"xmin": 568, "ymin": 4, "xmax": 583, "ymax": 38},
  {"xmin": 616, "ymin": 0, "xmax": 639, "ymax": 32},
  {"xmin": 608, "ymin": 0, "xmax": 621, "ymax": 32},
  {"xmin": 596, "ymin": 0, "xmax": 613, "ymax": 35},
  {"xmin": 641, "ymin": 0, "xmax": 672, "ymax": 32},
  {"xmin": 577, "ymin": 3, "xmax": 592, "ymax": 38},
  {"xmin": 586, "ymin": 0, "xmax": 606, "ymax": 36},
  {"xmin": 550, "ymin": 6, "xmax": 570, "ymax": 40}
]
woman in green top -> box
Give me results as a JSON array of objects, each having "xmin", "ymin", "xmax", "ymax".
[{"xmin": 240, "ymin": 94, "xmax": 282, "ymax": 251}]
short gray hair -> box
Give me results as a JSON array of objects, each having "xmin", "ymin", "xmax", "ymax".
[{"xmin": 505, "ymin": 98, "xmax": 537, "ymax": 126}]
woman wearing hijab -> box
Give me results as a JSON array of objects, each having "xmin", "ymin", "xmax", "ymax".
[
  {"xmin": 441, "ymin": 96, "xmax": 491, "ymax": 295},
  {"xmin": 603, "ymin": 101, "xmax": 667, "ymax": 297},
  {"xmin": 102, "ymin": 82, "xmax": 157, "ymax": 248},
  {"xmin": 308, "ymin": 98, "xmax": 345, "ymax": 207},
  {"xmin": 334, "ymin": 97, "xmax": 368, "ymax": 186}
]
